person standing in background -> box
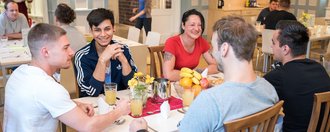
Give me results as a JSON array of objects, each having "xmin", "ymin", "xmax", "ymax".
[
  {"xmin": 129, "ymin": 0, "xmax": 152, "ymax": 35},
  {"xmin": 55, "ymin": 3, "xmax": 87, "ymax": 52},
  {"xmin": 256, "ymin": 0, "xmax": 278, "ymax": 25},
  {"xmin": 13, "ymin": 0, "xmax": 32, "ymax": 20}
]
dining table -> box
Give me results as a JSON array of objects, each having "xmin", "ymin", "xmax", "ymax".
[
  {"xmin": 0, "ymin": 40, "xmax": 31, "ymax": 84},
  {"xmin": 74, "ymin": 84, "xmax": 185, "ymax": 132},
  {"xmin": 73, "ymin": 72, "xmax": 224, "ymax": 132}
]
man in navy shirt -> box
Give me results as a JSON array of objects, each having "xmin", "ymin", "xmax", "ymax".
[{"xmin": 74, "ymin": 8, "xmax": 137, "ymax": 97}]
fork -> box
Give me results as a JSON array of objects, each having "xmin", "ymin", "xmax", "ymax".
[{"xmin": 114, "ymin": 118, "xmax": 126, "ymax": 125}]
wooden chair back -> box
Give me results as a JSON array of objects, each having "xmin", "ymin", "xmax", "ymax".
[
  {"xmin": 127, "ymin": 26, "xmax": 140, "ymax": 43},
  {"xmin": 145, "ymin": 31, "xmax": 161, "ymax": 46},
  {"xmin": 148, "ymin": 45, "xmax": 164, "ymax": 78},
  {"xmin": 307, "ymin": 91, "xmax": 330, "ymax": 132},
  {"xmin": 261, "ymin": 29, "xmax": 275, "ymax": 54},
  {"xmin": 60, "ymin": 60, "xmax": 79, "ymax": 98},
  {"xmin": 224, "ymin": 100, "xmax": 284, "ymax": 132}
]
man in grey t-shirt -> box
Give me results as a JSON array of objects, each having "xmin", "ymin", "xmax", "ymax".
[
  {"xmin": 178, "ymin": 16, "xmax": 279, "ymax": 132},
  {"xmin": 0, "ymin": 1, "xmax": 29, "ymax": 39}
]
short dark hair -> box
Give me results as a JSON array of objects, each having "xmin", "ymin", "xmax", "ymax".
[
  {"xmin": 212, "ymin": 16, "xmax": 258, "ymax": 61},
  {"xmin": 279, "ymin": 0, "xmax": 290, "ymax": 8},
  {"xmin": 87, "ymin": 8, "xmax": 114, "ymax": 29},
  {"xmin": 275, "ymin": 20, "xmax": 309, "ymax": 57},
  {"xmin": 55, "ymin": 3, "xmax": 76, "ymax": 24},
  {"xmin": 4, "ymin": 0, "xmax": 16, "ymax": 10},
  {"xmin": 270, "ymin": 0, "xmax": 278, "ymax": 3},
  {"xmin": 28, "ymin": 23, "xmax": 67, "ymax": 57},
  {"xmin": 180, "ymin": 9, "xmax": 205, "ymax": 34}
]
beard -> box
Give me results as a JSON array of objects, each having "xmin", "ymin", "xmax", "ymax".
[{"xmin": 212, "ymin": 49, "xmax": 224, "ymax": 72}]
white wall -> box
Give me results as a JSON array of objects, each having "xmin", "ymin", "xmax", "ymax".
[{"xmin": 150, "ymin": 0, "xmax": 181, "ymax": 44}]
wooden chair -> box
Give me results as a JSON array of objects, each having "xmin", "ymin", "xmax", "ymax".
[
  {"xmin": 310, "ymin": 41, "xmax": 330, "ymax": 67},
  {"xmin": 127, "ymin": 26, "xmax": 140, "ymax": 43},
  {"xmin": 148, "ymin": 45, "xmax": 165, "ymax": 78},
  {"xmin": 224, "ymin": 100, "xmax": 284, "ymax": 132},
  {"xmin": 307, "ymin": 91, "xmax": 330, "ymax": 132},
  {"xmin": 145, "ymin": 31, "xmax": 161, "ymax": 46},
  {"xmin": 261, "ymin": 29, "xmax": 275, "ymax": 73},
  {"xmin": 60, "ymin": 61, "xmax": 80, "ymax": 99}
]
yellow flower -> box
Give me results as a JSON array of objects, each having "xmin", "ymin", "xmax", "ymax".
[
  {"xmin": 134, "ymin": 72, "xmax": 143, "ymax": 78},
  {"xmin": 145, "ymin": 75, "xmax": 155, "ymax": 84},
  {"xmin": 128, "ymin": 79, "xmax": 138, "ymax": 88},
  {"xmin": 299, "ymin": 12, "xmax": 311, "ymax": 27}
]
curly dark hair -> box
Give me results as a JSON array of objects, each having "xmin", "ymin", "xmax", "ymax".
[{"xmin": 55, "ymin": 3, "xmax": 76, "ymax": 24}]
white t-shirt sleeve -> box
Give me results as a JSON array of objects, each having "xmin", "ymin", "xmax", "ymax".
[{"xmin": 36, "ymin": 81, "xmax": 76, "ymax": 118}]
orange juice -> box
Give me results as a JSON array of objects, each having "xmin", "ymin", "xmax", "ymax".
[
  {"xmin": 131, "ymin": 99, "xmax": 143, "ymax": 116},
  {"xmin": 105, "ymin": 90, "xmax": 116, "ymax": 105},
  {"xmin": 182, "ymin": 88, "xmax": 195, "ymax": 107}
]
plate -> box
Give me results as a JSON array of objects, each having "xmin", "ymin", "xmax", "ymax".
[{"xmin": 208, "ymin": 78, "xmax": 224, "ymax": 87}]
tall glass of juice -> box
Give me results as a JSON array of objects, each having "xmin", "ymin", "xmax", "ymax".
[
  {"xmin": 130, "ymin": 94, "xmax": 143, "ymax": 117},
  {"xmin": 104, "ymin": 83, "xmax": 117, "ymax": 105}
]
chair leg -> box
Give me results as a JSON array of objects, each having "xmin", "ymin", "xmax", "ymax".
[
  {"xmin": 263, "ymin": 54, "xmax": 269, "ymax": 73},
  {"xmin": 256, "ymin": 48, "xmax": 260, "ymax": 68},
  {"xmin": 321, "ymin": 55, "xmax": 325, "ymax": 67},
  {"xmin": 61, "ymin": 122, "xmax": 66, "ymax": 132}
]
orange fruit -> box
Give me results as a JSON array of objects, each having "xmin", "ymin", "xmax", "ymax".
[
  {"xmin": 192, "ymin": 84, "xmax": 202, "ymax": 97},
  {"xmin": 179, "ymin": 77, "xmax": 193, "ymax": 89}
]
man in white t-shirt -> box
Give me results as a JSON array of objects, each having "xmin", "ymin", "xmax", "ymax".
[
  {"xmin": 0, "ymin": 1, "xmax": 29, "ymax": 39},
  {"xmin": 3, "ymin": 23, "xmax": 131, "ymax": 131}
]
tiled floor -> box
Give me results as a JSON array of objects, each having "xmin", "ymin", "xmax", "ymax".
[{"xmin": 0, "ymin": 24, "xmax": 328, "ymax": 131}]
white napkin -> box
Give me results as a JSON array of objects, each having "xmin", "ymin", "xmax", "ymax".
[
  {"xmin": 160, "ymin": 101, "xmax": 170, "ymax": 119},
  {"xmin": 97, "ymin": 97, "xmax": 111, "ymax": 115},
  {"xmin": 201, "ymin": 68, "xmax": 208, "ymax": 78}
]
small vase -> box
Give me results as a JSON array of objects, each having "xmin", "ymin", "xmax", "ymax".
[{"xmin": 132, "ymin": 88, "xmax": 148, "ymax": 107}]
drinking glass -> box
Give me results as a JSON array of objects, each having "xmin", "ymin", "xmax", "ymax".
[
  {"xmin": 104, "ymin": 83, "xmax": 117, "ymax": 105},
  {"xmin": 130, "ymin": 94, "xmax": 143, "ymax": 117},
  {"xmin": 256, "ymin": 21, "xmax": 261, "ymax": 26},
  {"xmin": 1, "ymin": 35, "xmax": 8, "ymax": 42},
  {"xmin": 22, "ymin": 28, "xmax": 30, "ymax": 47},
  {"xmin": 182, "ymin": 88, "xmax": 195, "ymax": 109},
  {"xmin": 255, "ymin": 21, "xmax": 262, "ymax": 31}
]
